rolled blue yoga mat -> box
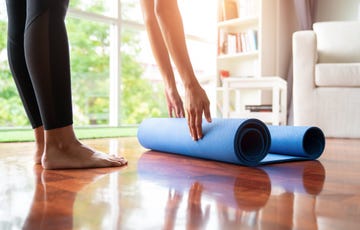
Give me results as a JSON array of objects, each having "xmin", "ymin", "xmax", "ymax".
[
  {"xmin": 137, "ymin": 118, "xmax": 325, "ymax": 166},
  {"xmin": 264, "ymin": 125, "xmax": 325, "ymax": 163}
]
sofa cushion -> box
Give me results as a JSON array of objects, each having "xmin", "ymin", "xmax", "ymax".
[
  {"xmin": 315, "ymin": 63, "xmax": 360, "ymax": 87},
  {"xmin": 313, "ymin": 21, "xmax": 360, "ymax": 63}
]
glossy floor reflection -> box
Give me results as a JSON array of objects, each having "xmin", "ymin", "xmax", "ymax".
[{"xmin": 1, "ymin": 137, "xmax": 360, "ymax": 229}]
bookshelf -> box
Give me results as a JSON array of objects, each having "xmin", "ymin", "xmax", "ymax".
[
  {"xmin": 217, "ymin": 0, "xmax": 261, "ymax": 78},
  {"xmin": 215, "ymin": 0, "xmax": 282, "ymax": 123},
  {"xmin": 221, "ymin": 76, "xmax": 287, "ymax": 125}
]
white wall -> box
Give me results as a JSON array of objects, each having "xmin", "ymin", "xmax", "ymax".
[{"xmin": 316, "ymin": 0, "xmax": 360, "ymax": 22}]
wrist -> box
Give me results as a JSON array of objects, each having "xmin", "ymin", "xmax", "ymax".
[
  {"xmin": 184, "ymin": 82, "xmax": 202, "ymax": 93},
  {"xmin": 180, "ymin": 73, "xmax": 200, "ymax": 89}
]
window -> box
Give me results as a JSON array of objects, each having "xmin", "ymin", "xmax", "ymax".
[{"xmin": 0, "ymin": 0, "xmax": 216, "ymax": 128}]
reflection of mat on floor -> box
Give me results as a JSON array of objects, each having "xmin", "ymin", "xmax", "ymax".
[
  {"xmin": 138, "ymin": 151, "xmax": 326, "ymax": 210},
  {"xmin": 137, "ymin": 118, "xmax": 325, "ymax": 166}
]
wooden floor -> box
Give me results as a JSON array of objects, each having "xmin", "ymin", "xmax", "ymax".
[{"xmin": 1, "ymin": 137, "xmax": 360, "ymax": 230}]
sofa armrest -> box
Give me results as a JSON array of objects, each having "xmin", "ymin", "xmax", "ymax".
[
  {"xmin": 292, "ymin": 30, "xmax": 317, "ymax": 125},
  {"xmin": 293, "ymin": 30, "xmax": 317, "ymax": 92}
]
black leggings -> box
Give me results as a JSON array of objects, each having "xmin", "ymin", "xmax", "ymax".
[{"xmin": 6, "ymin": 0, "xmax": 73, "ymax": 130}]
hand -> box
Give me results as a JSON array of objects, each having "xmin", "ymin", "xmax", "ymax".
[
  {"xmin": 185, "ymin": 85, "xmax": 212, "ymax": 141},
  {"xmin": 163, "ymin": 189, "xmax": 183, "ymax": 229},
  {"xmin": 187, "ymin": 182, "xmax": 211, "ymax": 228},
  {"xmin": 165, "ymin": 88, "xmax": 185, "ymax": 118},
  {"xmin": 166, "ymin": 189, "xmax": 183, "ymax": 211}
]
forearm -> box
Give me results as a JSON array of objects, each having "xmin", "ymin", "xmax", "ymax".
[
  {"xmin": 155, "ymin": 0, "xmax": 200, "ymax": 89},
  {"xmin": 146, "ymin": 24, "xmax": 178, "ymax": 91},
  {"xmin": 140, "ymin": 0, "xmax": 178, "ymax": 91}
]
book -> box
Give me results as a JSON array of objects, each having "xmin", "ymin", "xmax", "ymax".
[
  {"xmin": 222, "ymin": 0, "xmax": 238, "ymax": 20},
  {"xmin": 245, "ymin": 104, "xmax": 272, "ymax": 112},
  {"xmin": 238, "ymin": 0, "xmax": 259, "ymax": 18},
  {"xmin": 218, "ymin": 30, "xmax": 228, "ymax": 55},
  {"xmin": 218, "ymin": 29, "xmax": 258, "ymax": 56}
]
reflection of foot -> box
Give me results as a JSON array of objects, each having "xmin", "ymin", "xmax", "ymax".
[
  {"xmin": 23, "ymin": 165, "xmax": 45, "ymax": 230},
  {"xmin": 23, "ymin": 164, "xmax": 120, "ymax": 229},
  {"xmin": 42, "ymin": 141, "xmax": 127, "ymax": 169}
]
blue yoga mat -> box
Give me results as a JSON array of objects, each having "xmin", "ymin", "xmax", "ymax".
[{"xmin": 137, "ymin": 118, "xmax": 325, "ymax": 166}]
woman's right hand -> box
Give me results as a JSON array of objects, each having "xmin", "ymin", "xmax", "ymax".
[{"xmin": 184, "ymin": 85, "xmax": 212, "ymax": 141}]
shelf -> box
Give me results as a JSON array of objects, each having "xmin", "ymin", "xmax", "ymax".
[
  {"xmin": 217, "ymin": 17, "xmax": 259, "ymax": 29},
  {"xmin": 219, "ymin": 76, "xmax": 287, "ymax": 125},
  {"xmin": 229, "ymin": 111, "xmax": 287, "ymax": 124},
  {"xmin": 215, "ymin": 0, "xmax": 285, "ymax": 124},
  {"xmin": 220, "ymin": 76, "xmax": 287, "ymax": 89},
  {"xmin": 229, "ymin": 111, "xmax": 273, "ymax": 121},
  {"xmin": 217, "ymin": 51, "xmax": 258, "ymax": 60}
]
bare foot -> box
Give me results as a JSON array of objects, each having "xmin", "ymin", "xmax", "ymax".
[
  {"xmin": 41, "ymin": 125, "xmax": 127, "ymax": 170},
  {"xmin": 34, "ymin": 126, "xmax": 45, "ymax": 164},
  {"xmin": 42, "ymin": 141, "xmax": 127, "ymax": 170}
]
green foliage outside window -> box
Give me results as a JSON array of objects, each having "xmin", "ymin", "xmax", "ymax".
[
  {"xmin": 0, "ymin": 20, "xmax": 29, "ymax": 127},
  {"xmin": 120, "ymin": 28, "xmax": 167, "ymax": 124},
  {"xmin": 0, "ymin": 1, "xmax": 167, "ymax": 127},
  {"xmin": 66, "ymin": 17, "xmax": 111, "ymax": 125}
]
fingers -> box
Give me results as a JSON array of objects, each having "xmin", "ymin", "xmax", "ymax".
[
  {"xmin": 187, "ymin": 110, "xmax": 197, "ymax": 140},
  {"xmin": 203, "ymin": 104, "xmax": 212, "ymax": 123},
  {"xmin": 168, "ymin": 105, "xmax": 185, "ymax": 118},
  {"xmin": 187, "ymin": 101, "xmax": 212, "ymax": 141},
  {"xmin": 165, "ymin": 88, "xmax": 185, "ymax": 118},
  {"xmin": 187, "ymin": 108, "xmax": 203, "ymax": 141},
  {"xmin": 168, "ymin": 105, "xmax": 174, "ymax": 118},
  {"xmin": 175, "ymin": 106, "xmax": 185, "ymax": 118},
  {"xmin": 195, "ymin": 112, "xmax": 203, "ymax": 140}
]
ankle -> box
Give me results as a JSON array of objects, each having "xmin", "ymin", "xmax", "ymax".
[
  {"xmin": 34, "ymin": 126, "xmax": 44, "ymax": 146},
  {"xmin": 44, "ymin": 125, "xmax": 78, "ymax": 150}
]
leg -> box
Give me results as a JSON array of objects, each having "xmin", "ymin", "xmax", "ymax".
[
  {"xmin": 23, "ymin": 0, "xmax": 126, "ymax": 169},
  {"xmin": 6, "ymin": 0, "xmax": 44, "ymax": 163}
]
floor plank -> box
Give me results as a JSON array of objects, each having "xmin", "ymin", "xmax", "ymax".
[{"xmin": 1, "ymin": 137, "xmax": 360, "ymax": 229}]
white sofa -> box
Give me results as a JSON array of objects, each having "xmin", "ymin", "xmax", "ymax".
[{"xmin": 293, "ymin": 21, "xmax": 360, "ymax": 138}]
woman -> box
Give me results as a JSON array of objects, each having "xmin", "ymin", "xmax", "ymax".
[
  {"xmin": 5, "ymin": 0, "xmax": 127, "ymax": 169},
  {"xmin": 140, "ymin": 0, "xmax": 212, "ymax": 141}
]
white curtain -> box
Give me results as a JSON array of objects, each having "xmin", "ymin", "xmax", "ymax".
[{"xmin": 287, "ymin": 0, "xmax": 317, "ymax": 125}]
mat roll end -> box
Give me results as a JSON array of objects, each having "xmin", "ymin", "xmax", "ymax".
[
  {"xmin": 303, "ymin": 127, "xmax": 325, "ymax": 159},
  {"xmin": 234, "ymin": 119, "xmax": 271, "ymax": 166}
]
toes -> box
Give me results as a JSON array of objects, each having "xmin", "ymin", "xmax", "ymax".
[
  {"xmin": 111, "ymin": 156, "xmax": 128, "ymax": 166},
  {"xmin": 111, "ymin": 159, "xmax": 127, "ymax": 166}
]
